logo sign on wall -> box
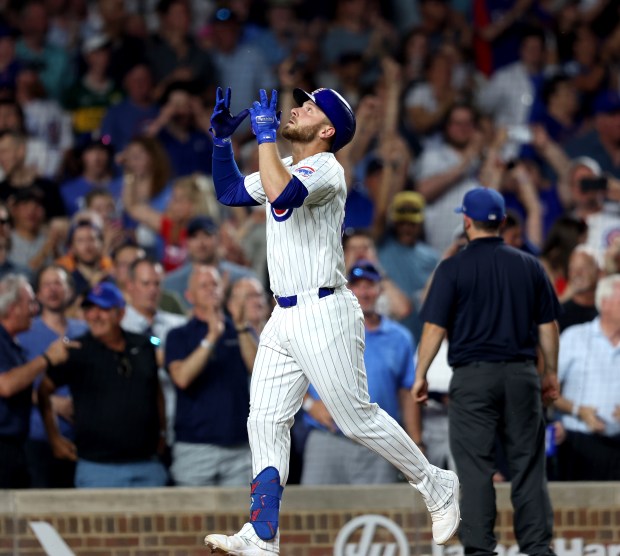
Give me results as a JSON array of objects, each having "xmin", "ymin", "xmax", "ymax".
[
  {"xmin": 334, "ymin": 516, "xmax": 619, "ymax": 556},
  {"xmin": 334, "ymin": 514, "xmax": 409, "ymax": 556}
]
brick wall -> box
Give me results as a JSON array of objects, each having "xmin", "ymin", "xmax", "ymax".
[{"xmin": 0, "ymin": 483, "xmax": 618, "ymax": 556}]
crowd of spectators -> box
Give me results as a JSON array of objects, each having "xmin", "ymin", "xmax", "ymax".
[{"xmin": 0, "ymin": 0, "xmax": 620, "ymax": 488}]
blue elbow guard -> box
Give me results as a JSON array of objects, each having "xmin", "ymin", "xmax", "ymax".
[
  {"xmin": 271, "ymin": 176, "xmax": 308, "ymax": 209},
  {"xmin": 250, "ymin": 467, "xmax": 283, "ymax": 540}
]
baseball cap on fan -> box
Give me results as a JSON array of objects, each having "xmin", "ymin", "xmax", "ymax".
[
  {"xmin": 593, "ymin": 90, "xmax": 620, "ymax": 115},
  {"xmin": 348, "ymin": 260, "xmax": 382, "ymax": 283},
  {"xmin": 571, "ymin": 156, "xmax": 602, "ymax": 177},
  {"xmin": 390, "ymin": 191, "xmax": 426, "ymax": 224},
  {"xmin": 187, "ymin": 216, "xmax": 218, "ymax": 236},
  {"xmin": 454, "ymin": 187, "xmax": 506, "ymax": 222},
  {"xmin": 82, "ymin": 34, "xmax": 110, "ymax": 57},
  {"xmin": 292, "ymin": 88, "xmax": 356, "ymax": 152},
  {"xmin": 81, "ymin": 282, "xmax": 126, "ymax": 309}
]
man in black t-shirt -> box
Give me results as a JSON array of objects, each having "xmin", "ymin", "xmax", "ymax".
[{"xmin": 38, "ymin": 282, "xmax": 168, "ymax": 488}]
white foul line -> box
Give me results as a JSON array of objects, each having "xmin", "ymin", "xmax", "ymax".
[{"xmin": 29, "ymin": 521, "xmax": 76, "ymax": 556}]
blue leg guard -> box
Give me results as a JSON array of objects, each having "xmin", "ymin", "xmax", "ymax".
[{"xmin": 250, "ymin": 467, "xmax": 283, "ymax": 540}]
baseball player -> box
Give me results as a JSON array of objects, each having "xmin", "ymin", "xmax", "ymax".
[{"xmin": 203, "ymin": 87, "xmax": 460, "ymax": 555}]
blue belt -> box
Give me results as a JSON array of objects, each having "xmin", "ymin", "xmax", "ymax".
[{"xmin": 275, "ymin": 287, "xmax": 335, "ymax": 308}]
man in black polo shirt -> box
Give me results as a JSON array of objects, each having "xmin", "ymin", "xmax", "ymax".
[
  {"xmin": 413, "ymin": 188, "xmax": 561, "ymax": 556},
  {"xmin": 38, "ymin": 282, "xmax": 168, "ymax": 488}
]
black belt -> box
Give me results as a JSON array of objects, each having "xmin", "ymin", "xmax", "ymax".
[
  {"xmin": 0, "ymin": 435, "xmax": 25, "ymax": 446},
  {"xmin": 454, "ymin": 359, "xmax": 535, "ymax": 369},
  {"xmin": 275, "ymin": 287, "xmax": 335, "ymax": 308}
]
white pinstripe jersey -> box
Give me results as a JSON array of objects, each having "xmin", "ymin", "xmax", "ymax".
[{"xmin": 243, "ymin": 152, "xmax": 347, "ymax": 297}]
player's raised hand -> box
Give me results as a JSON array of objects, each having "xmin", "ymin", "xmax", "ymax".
[
  {"xmin": 209, "ymin": 86, "xmax": 249, "ymax": 145},
  {"xmin": 249, "ymin": 89, "xmax": 280, "ymax": 145}
]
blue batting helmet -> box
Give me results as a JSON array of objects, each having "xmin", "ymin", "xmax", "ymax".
[{"xmin": 293, "ymin": 88, "xmax": 356, "ymax": 152}]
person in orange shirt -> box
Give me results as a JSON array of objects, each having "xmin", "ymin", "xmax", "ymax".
[{"xmin": 56, "ymin": 217, "xmax": 114, "ymax": 297}]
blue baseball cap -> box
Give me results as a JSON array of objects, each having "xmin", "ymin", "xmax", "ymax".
[
  {"xmin": 187, "ymin": 216, "xmax": 218, "ymax": 236},
  {"xmin": 348, "ymin": 260, "xmax": 382, "ymax": 283},
  {"xmin": 81, "ymin": 282, "xmax": 126, "ymax": 309},
  {"xmin": 593, "ymin": 90, "xmax": 620, "ymax": 114},
  {"xmin": 293, "ymin": 88, "xmax": 356, "ymax": 152},
  {"xmin": 454, "ymin": 187, "xmax": 506, "ymax": 222}
]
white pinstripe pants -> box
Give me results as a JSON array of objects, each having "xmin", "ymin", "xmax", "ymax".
[{"xmin": 248, "ymin": 287, "xmax": 449, "ymax": 510}]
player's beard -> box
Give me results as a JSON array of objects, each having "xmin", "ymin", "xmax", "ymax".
[{"xmin": 281, "ymin": 121, "xmax": 325, "ymax": 144}]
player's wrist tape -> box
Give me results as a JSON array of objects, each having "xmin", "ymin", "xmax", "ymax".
[
  {"xmin": 212, "ymin": 136, "xmax": 232, "ymax": 147},
  {"xmin": 256, "ymin": 130, "xmax": 277, "ymax": 144},
  {"xmin": 209, "ymin": 128, "xmax": 232, "ymax": 147},
  {"xmin": 250, "ymin": 467, "xmax": 283, "ymax": 540},
  {"xmin": 572, "ymin": 403, "xmax": 580, "ymax": 418}
]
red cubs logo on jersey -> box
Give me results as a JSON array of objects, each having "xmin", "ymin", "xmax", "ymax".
[
  {"xmin": 294, "ymin": 166, "xmax": 315, "ymax": 178},
  {"xmin": 271, "ymin": 207, "xmax": 294, "ymax": 222}
]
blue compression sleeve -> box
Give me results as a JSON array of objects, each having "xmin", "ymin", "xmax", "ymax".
[
  {"xmin": 271, "ymin": 176, "xmax": 308, "ymax": 209},
  {"xmin": 212, "ymin": 143, "xmax": 259, "ymax": 207}
]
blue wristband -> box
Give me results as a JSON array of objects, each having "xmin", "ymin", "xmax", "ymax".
[
  {"xmin": 257, "ymin": 130, "xmax": 277, "ymax": 144},
  {"xmin": 211, "ymin": 132, "xmax": 232, "ymax": 147}
]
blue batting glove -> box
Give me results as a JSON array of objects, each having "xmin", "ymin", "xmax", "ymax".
[
  {"xmin": 209, "ymin": 87, "xmax": 249, "ymax": 146},
  {"xmin": 249, "ymin": 89, "xmax": 280, "ymax": 145}
]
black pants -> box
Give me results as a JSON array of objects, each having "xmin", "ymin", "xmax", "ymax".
[
  {"xmin": 558, "ymin": 430, "xmax": 620, "ymax": 480},
  {"xmin": 25, "ymin": 439, "xmax": 76, "ymax": 488},
  {"xmin": 449, "ymin": 362, "xmax": 555, "ymax": 556},
  {"xmin": 0, "ymin": 437, "xmax": 29, "ymax": 489}
]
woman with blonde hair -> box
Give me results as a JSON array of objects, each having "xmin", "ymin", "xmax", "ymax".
[{"xmin": 123, "ymin": 172, "xmax": 211, "ymax": 271}]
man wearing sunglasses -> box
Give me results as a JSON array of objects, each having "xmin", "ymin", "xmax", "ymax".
[{"xmin": 38, "ymin": 281, "xmax": 168, "ymax": 488}]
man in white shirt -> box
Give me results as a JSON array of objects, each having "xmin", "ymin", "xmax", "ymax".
[{"xmin": 555, "ymin": 274, "xmax": 620, "ymax": 480}]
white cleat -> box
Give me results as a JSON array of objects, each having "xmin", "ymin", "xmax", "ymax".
[
  {"xmin": 430, "ymin": 470, "xmax": 461, "ymax": 545},
  {"xmin": 204, "ymin": 524, "xmax": 278, "ymax": 555}
]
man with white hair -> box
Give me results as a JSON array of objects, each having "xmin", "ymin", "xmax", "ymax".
[
  {"xmin": 0, "ymin": 273, "xmax": 74, "ymax": 487},
  {"xmin": 555, "ymin": 274, "xmax": 620, "ymax": 480}
]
